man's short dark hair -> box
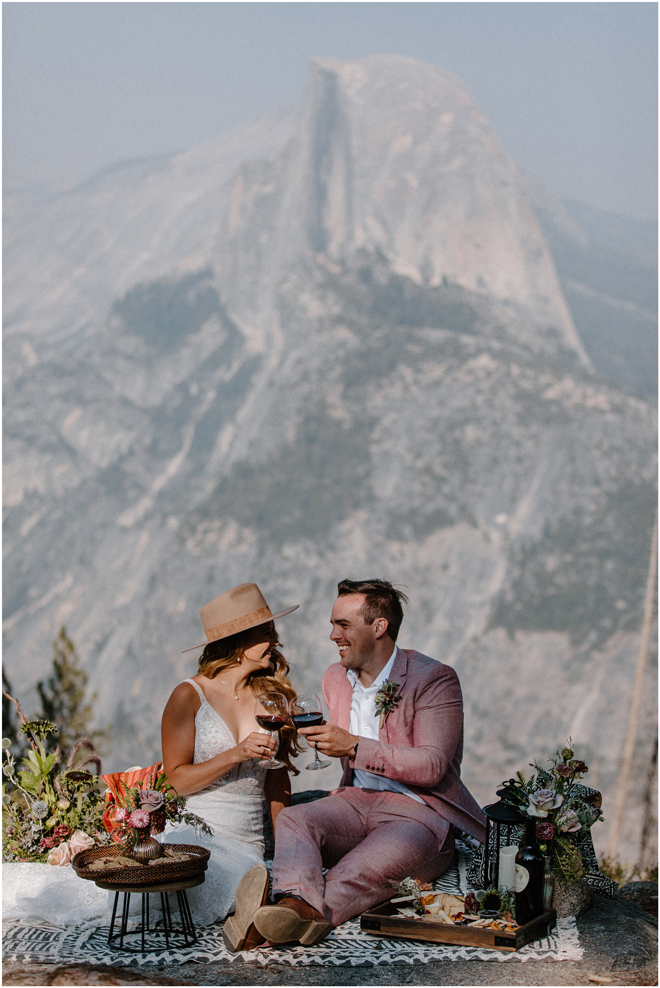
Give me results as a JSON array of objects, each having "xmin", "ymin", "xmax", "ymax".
[{"xmin": 337, "ymin": 579, "xmax": 409, "ymax": 642}]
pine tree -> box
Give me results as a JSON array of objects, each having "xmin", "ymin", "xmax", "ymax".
[{"xmin": 36, "ymin": 626, "xmax": 106, "ymax": 753}]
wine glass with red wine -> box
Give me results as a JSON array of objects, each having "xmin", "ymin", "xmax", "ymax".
[
  {"xmin": 290, "ymin": 693, "xmax": 331, "ymax": 771},
  {"xmin": 254, "ymin": 693, "xmax": 287, "ymax": 769}
]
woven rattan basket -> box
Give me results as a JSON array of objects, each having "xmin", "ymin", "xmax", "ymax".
[{"xmin": 72, "ymin": 843, "xmax": 210, "ymax": 886}]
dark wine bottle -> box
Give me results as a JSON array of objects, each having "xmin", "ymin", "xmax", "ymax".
[{"xmin": 515, "ymin": 819, "xmax": 545, "ymax": 924}]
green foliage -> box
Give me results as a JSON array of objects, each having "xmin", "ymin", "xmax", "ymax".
[
  {"xmin": 3, "ymin": 629, "xmax": 113, "ymax": 861},
  {"xmin": 554, "ymin": 835, "xmax": 585, "ymax": 884},
  {"xmin": 36, "ymin": 627, "xmax": 108, "ymax": 753},
  {"xmin": 498, "ymin": 742, "xmax": 602, "ymax": 885},
  {"xmin": 2, "ymin": 718, "xmax": 109, "ymax": 862}
]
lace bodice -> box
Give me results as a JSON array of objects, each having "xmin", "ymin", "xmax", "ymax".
[{"xmin": 185, "ymin": 679, "xmax": 268, "ymax": 796}]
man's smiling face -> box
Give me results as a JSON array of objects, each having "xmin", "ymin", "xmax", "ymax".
[{"xmin": 329, "ymin": 593, "xmax": 380, "ymax": 671}]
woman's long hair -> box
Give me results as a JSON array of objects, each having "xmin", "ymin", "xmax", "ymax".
[{"xmin": 198, "ymin": 629, "xmax": 303, "ymax": 774}]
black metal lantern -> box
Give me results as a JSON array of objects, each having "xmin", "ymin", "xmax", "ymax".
[{"xmin": 481, "ymin": 798, "xmax": 526, "ymax": 891}]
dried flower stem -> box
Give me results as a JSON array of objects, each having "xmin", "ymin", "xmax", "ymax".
[{"xmin": 3, "ymin": 691, "xmax": 36, "ymax": 751}]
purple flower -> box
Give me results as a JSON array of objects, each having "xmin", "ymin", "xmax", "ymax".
[
  {"xmin": 536, "ymin": 822, "xmax": 555, "ymax": 841},
  {"xmin": 128, "ymin": 809, "xmax": 151, "ymax": 829},
  {"xmin": 555, "ymin": 808, "xmax": 582, "ymax": 833},
  {"xmin": 554, "ymin": 763, "xmax": 574, "ymax": 778},
  {"xmin": 527, "ymin": 788, "xmax": 563, "ymax": 817},
  {"xmin": 570, "ymin": 759, "xmax": 588, "ymax": 776},
  {"xmin": 139, "ymin": 790, "xmax": 164, "ymax": 813}
]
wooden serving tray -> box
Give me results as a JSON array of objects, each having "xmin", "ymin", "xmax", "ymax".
[{"xmin": 360, "ymin": 904, "xmax": 556, "ymax": 952}]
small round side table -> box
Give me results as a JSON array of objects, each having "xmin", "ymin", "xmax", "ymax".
[{"xmin": 95, "ymin": 873, "xmax": 204, "ymax": 952}]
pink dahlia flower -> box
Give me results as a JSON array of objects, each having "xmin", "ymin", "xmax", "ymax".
[{"xmin": 128, "ymin": 809, "xmax": 151, "ymax": 829}]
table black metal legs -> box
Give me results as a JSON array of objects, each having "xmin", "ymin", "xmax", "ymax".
[{"xmin": 107, "ymin": 888, "xmax": 198, "ymax": 952}]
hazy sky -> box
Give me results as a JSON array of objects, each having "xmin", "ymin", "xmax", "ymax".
[{"xmin": 3, "ymin": 2, "xmax": 657, "ymax": 220}]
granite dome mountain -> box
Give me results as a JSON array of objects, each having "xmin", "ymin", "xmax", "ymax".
[{"xmin": 4, "ymin": 55, "xmax": 656, "ymax": 859}]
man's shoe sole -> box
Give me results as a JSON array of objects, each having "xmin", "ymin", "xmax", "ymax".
[
  {"xmin": 253, "ymin": 904, "xmax": 332, "ymax": 946},
  {"xmin": 222, "ymin": 864, "xmax": 269, "ymax": 952}
]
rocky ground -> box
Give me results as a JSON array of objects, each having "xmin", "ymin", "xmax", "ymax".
[{"xmin": 4, "ymin": 887, "xmax": 657, "ymax": 987}]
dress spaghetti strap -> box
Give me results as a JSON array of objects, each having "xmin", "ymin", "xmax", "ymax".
[{"xmin": 184, "ymin": 678, "xmax": 207, "ymax": 704}]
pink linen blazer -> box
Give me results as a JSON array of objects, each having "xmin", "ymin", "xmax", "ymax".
[{"xmin": 322, "ymin": 648, "xmax": 487, "ymax": 843}]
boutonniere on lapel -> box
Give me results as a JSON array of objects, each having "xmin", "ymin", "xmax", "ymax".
[{"xmin": 374, "ymin": 680, "xmax": 403, "ymax": 728}]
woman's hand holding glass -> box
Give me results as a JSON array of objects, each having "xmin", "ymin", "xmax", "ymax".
[
  {"xmin": 254, "ymin": 693, "xmax": 288, "ymax": 769},
  {"xmin": 290, "ymin": 693, "xmax": 331, "ymax": 771},
  {"xmin": 235, "ymin": 732, "xmax": 277, "ymax": 763}
]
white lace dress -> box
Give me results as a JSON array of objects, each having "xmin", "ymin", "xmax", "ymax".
[
  {"xmin": 3, "ymin": 679, "xmax": 268, "ymax": 929},
  {"xmin": 161, "ymin": 678, "xmax": 268, "ymax": 925}
]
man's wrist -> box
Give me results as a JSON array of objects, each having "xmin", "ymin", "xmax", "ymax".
[{"xmin": 350, "ymin": 738, "xmax": 359, "ymax": 760}]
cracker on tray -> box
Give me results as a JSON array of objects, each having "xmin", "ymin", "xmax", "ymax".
[
  {"xmin": 85, "ymin": 855, "xmax": 141, "ymax": 871},
  {"xmin": 435, "ymin": 893, "xmax": 465, "ymax": 917},
  {"xmin": 160, "ymin": 850, "xmax": 193, "ymax": 862}
]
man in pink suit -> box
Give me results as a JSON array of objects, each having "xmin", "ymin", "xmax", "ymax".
[{"xmin": 228, "ymin": 578, "xmax": 486, "ymax": 949}]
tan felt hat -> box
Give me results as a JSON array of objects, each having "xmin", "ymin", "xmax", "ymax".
[{"xmin": 182, "ymin": 583, "xmax": 299, "ymax": 652}]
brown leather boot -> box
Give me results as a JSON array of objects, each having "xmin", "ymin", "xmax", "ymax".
[
  {"xmin": 253, "ymin": 895, "xmax": 332, "ymax": 946},
  {"xmin": 222, "ymin": 864, "xmax": 269, "ymax": 952}
]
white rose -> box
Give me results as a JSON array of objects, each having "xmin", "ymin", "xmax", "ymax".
[{"xmin": 527, "ymin": 788, "xmax": 563, "ymax": 818}]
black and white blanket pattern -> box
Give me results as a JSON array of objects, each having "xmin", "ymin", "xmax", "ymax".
[{"xmin": 3, "ymin": 845, "xmax": 583, "ymax": 968}]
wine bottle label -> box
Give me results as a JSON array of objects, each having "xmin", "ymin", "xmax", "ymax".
[{"xmin": 515, "ymin": 864, "xmax": 530, "ymax": 892}]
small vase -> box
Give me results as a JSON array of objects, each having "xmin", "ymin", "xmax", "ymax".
[{"xmin": 126, "ymin": 836, "xmax": 163, "ymax": 864}]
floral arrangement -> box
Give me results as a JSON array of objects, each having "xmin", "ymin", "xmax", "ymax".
[
  {"xmin": 2, "ymin": 694, "xmax": 212, "ymax": 865},
  {"xmin": 374, "ymin": 680, "xmax": 403, "ymax": 728},
  {"xmin": 497, "ymin": 741, "xmax": 603, "ymax": 884},
  {"xmin": 101, "ymin": 763, "xmax": 212, "ymax": 849},
  {"xmin": 2, "ymin": 712, "xmax": 111, "ymax": 864}
]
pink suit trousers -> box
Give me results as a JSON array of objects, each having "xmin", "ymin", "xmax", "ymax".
[{"xmin": 271, "ymin": 787, "xmax": 455, "ymax": 926}]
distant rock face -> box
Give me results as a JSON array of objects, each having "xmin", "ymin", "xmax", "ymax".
[
  {"xmin": 3, "ymin": 55, "xmax": 656, "ymax": 864},
  {"xmin": 218, "ymin": 56, "xmax": 588, "ymax": 364},
  {"xmin": 527, "ymin": 175, "xmax": 658, "ymax": 400}
]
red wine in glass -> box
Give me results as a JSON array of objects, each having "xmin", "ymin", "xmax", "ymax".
[
  {"xmin": 254, "ymin": 694, "xmax": 287, "ymax": 769},
  {"xmin": 256, "ymin": 715, "xmax": 287, "ymax": 731},
  {"xmin": 290, "ymin": 712, "xmax": 324, "ymax": 729},
  {"xmin": 290, "ymin": 694, "xmax": 331, "ymax": 770}
]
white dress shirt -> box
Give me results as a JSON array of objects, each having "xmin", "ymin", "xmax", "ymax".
[{"xmin": 346, "ymin": 645, "xmax": 425, "ymax": 803}]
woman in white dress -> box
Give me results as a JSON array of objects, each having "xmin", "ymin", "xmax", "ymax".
[{"xmin": 161, "ymin": 582, "xmax": 302, "ymax": 931}]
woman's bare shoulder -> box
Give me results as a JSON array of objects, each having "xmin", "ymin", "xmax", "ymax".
[{"xmin": 164, "ymin": 680, "xmax": 202, "ymax": 714}]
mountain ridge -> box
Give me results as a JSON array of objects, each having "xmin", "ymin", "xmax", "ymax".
[{"xmin": 3, "ymin": 55, "xmax": 656, "ymax": 862}]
